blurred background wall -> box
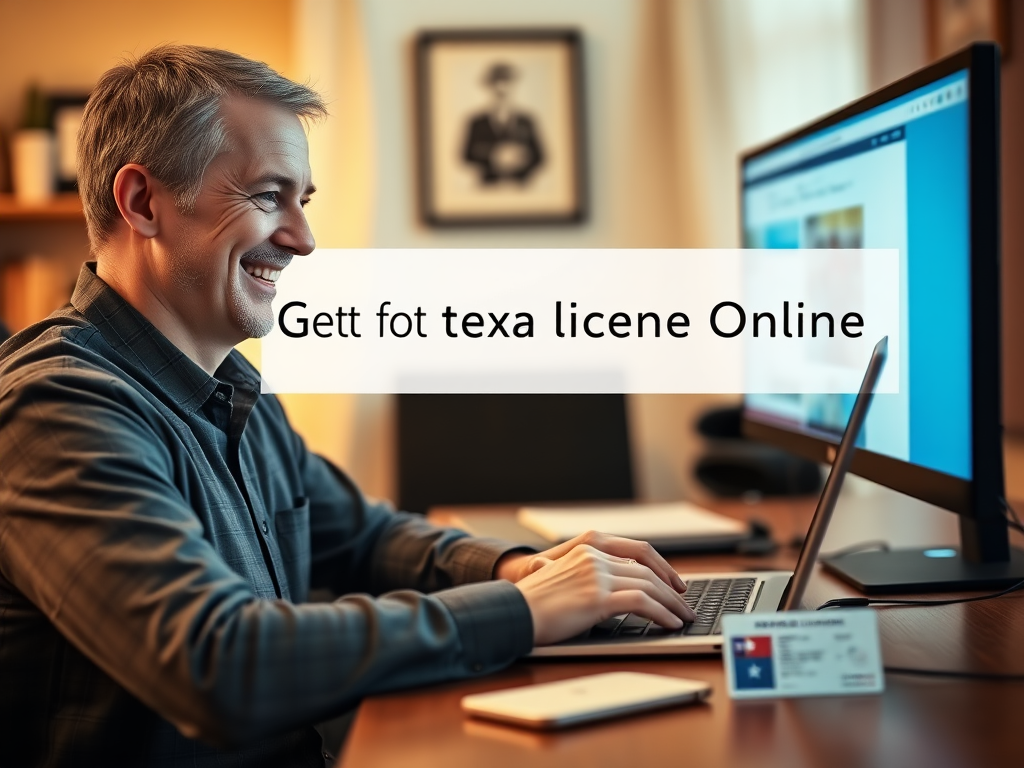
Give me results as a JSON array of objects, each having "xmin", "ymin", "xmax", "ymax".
[{"xmin": 0, "ymin": 0, "xmax": 1020, "ymax": 503}]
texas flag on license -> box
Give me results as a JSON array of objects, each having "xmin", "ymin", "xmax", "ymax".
[{"xmin": 732, "ymin": 636, "xmax": 775, "ymax": 690}]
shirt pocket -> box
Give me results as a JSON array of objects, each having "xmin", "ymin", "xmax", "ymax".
[{"xmin": 273, "ymin": 497, "xmax": 311, "ymax": 602}]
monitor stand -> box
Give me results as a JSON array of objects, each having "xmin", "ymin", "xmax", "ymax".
[{"xmin": 821, "ymin": 546, "xmax": 1024, "ymax": 594}]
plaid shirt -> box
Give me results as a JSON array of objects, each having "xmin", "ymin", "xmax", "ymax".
[{"xmin": 0, "ymin": 263, "xmax": 533, "ymax": 767}]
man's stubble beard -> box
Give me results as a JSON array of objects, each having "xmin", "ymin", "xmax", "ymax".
[
  {"xmin": 166, "ymin": 228, "xmax": 206, "ymax": 295},
  {"xmin": 231, "ymin": 242, "xmax": 294, "ymax": 339},
  {"xmin": 166, "ymin": 233, "xmax": 277, "ymax": 341},
  {"xmin": 229, "ymin": 277, "xmax": 276, "ymax": 339}
]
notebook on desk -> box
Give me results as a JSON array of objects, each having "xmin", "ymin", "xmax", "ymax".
[
  {"xmin": 517, "ymin": 502, "xmax": 750, "ymax": 550},
  {"xmin": 529, "ymin": 337, "xmax": 887, "ymax": 657},
  {"xmin": 452, "ymin": 502, "xmax": 753, "ymax": 554}
]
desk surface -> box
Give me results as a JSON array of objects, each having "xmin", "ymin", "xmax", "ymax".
[{"xmin": 339, "ymin": 499, "xmax": 1024, "ymax": 768}]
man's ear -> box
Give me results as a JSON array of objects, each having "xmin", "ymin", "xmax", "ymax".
[{"xmin": 111, "ymin": 164, "xmax": 165, "ymax": 238}]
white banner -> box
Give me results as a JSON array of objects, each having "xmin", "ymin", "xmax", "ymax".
[{"xmin": 259, "ymin": 249, "xmax": 900, "ymax": 394}]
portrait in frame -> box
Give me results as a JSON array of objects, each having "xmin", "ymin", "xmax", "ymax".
[{"xmin": 416, "ymin": 29, "xmax": 587, "ymax": 227}]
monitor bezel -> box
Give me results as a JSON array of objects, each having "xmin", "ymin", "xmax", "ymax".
[{"xmin": 740, "ymin": 44, "xmax": 1004, "ymax": 553}]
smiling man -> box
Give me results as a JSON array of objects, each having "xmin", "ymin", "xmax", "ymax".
[
  {"xmin": 95, "ymin": 91, "xmax": 313, "ymax": 370},
  {"xmin": 0, "ymin": 46, "xmax": 692, "ymax": 767}
]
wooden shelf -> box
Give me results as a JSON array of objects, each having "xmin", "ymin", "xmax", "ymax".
[{"xmin": 0, "ymin": 192, "xmax": 84, "ymax": 222}]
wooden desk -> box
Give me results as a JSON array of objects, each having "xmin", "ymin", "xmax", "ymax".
[{"xmin": 339, "ymin": 500, "xmax": 1024, "ymax": 768}]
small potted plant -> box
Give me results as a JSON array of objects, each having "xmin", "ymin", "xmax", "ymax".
[{"xmin": 11, "ymin": 84, "xmax": 55, "ymax": 204}]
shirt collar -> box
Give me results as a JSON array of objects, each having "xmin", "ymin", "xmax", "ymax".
[{"xmin": 70, "ymin": 262, "xmax": 259, "ymax": 414}]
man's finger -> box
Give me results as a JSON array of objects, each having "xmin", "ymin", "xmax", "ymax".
[
  {"xmin": 610, "ymin": 557, "xmax": 686, "ymax": 605},
  {"xmin": 532, "ymin": 534, "xmax": 587, "ymax": 562},
  {"xmin": 525, "ymin": 556, "xmax": 552, "ymax": 575},
  {"xmin": 610, "ymin": 572, "xmax": 695, "ymax": 622},
  {"xmin": 582, "ymin": 532, "xmax": 687, "ymax": 593},
  {"xmin": 623, "ymin": 545, "xmax": 687, "ymax": 594},
  {"xmin": 605, "ymin": 590, "xmax": 685, "ymax": 630}
]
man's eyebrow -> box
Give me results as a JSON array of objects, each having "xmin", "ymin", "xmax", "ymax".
[{"xmin": 251, "ymin": 174, "xmax": 317, "ymax": 196}]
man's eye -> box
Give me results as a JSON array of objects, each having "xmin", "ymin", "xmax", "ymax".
[{"xmin": 253, "ymin": 191, "xmax": 279, "ymax": 208}]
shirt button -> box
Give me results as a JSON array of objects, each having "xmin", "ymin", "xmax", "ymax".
[
  {"xmin": 215, "ymin": 391, "xmax": 227, "ymax": 401},
  {"xmin": 262, "ymin": 520, "xmax": 269, "ymax": 534}
]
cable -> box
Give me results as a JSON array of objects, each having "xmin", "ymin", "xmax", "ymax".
[
  {"xmin": 818, "ymin": 498, "xmax": 1024, "ymax": 610},
  {"xmin": 1001, "ymin": 496, "xmax": 1024, "ymax": 534},
  {"xmin": 820, "ymin": 540, "xmax": 889, "ymax": 560},
  {"xmin": 819, "ymin": 584, "xmax": 1024, "ymax": 682},
  {"xmin": 816, "ymin": 576, "xmax": 1024, "ymax": 610},
  {"xmin": 812, "ymin": 498, "xmax": 1024, "ymax": 680},
  {"xmin": 883, "ymin": 666, "xmax": 1024, "ymax": 682}
]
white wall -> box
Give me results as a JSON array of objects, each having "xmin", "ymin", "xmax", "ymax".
[
  {"xmin": 289, "ymin": 0, "xmax": 876, "ymax": 505},
  {"xmin": 667, "ymin": 0, "xmax": 869, "ymax": 251},
  {"xmin": 358, "ymin": 0, "xmax": 681, "ymax": 250},
  {"xmin": 297, "ymin": 0, "xmax": 729, "ymax": 503}
]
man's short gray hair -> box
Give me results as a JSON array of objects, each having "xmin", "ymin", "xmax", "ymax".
[{"xmin": 78, "ymin": 44, "xmax": 327, "ymax": 247}]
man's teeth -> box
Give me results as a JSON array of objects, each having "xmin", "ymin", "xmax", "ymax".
[{"xmin": 244, "ymin": 264, "xmax": 282, "ymax": 282}]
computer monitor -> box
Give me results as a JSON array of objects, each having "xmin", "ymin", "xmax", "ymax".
[{"xmin": 740, "ymin": 43, "xmax": 1024, "ymax": 593}]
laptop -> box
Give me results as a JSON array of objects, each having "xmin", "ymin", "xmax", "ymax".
[{"xmin": 530, "ymin": 336, "xmax": 887, "ymax": 657}]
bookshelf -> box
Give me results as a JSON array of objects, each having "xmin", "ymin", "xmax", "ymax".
[
  {"xmin": 0, "ymin": 193, "xmax": 87, "ymax": 332},
  {"xmin": 0, "ymin": 192, "xmax": 84, "ymax": 222}
]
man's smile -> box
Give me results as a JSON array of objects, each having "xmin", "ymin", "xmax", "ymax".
[
  {"xmin": 242, "ymin": 262, "xmax": 283, "ymax": 284},
  {"xmin": 239, "ymin": 247, "xmax": 293, "ymax": 288}
]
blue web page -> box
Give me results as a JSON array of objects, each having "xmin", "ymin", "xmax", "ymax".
[
  {"xmin": 904, "ymin": 88, "xmax": 970, "ymax": 479},
  {"xmin": 743, "ymin": 70, "xmax": 971, "ymax": 480}
]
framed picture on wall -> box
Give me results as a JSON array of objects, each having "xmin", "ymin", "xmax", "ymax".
[
  {"xmin": 49, "ymin": 93, "xmax": 90, "ymax": 192},
  {"xmin": 415, "ymin": 29, "xmax": 587, "ymax": 227},
  {"xmin": 929, "ymin": 0, "xmax": 1012, "ymax": 62}
]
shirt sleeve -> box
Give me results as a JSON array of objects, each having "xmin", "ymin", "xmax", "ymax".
[
  {"xmin": 294, "ymin": 432, "xmax": 533, "ymax": 596},
  {"xmin": 0, "ymin": 360, "xmax": 534, "ymax": 748}
]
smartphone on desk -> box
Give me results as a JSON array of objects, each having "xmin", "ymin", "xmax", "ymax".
[{"xmin": 461, "ymin": 672, "xmax": 711, "ymax": 730}]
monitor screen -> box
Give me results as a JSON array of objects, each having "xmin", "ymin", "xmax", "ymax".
[
  {"xmin": 740, "ymin": 44, "xmax": 1019, "ymax": 585},
  {"xmin": 742, "ymin": 69, "xmax": 971, "ymax": 482}
]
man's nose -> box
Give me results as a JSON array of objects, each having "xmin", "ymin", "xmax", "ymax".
[{"xmin": 272, "ymin": 207, "xmax": 316, "ymax": 256}]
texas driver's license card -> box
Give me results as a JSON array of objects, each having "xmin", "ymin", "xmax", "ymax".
[{"xmin": 721, "ymin": 610, "xmax": 884, "ymax": 699}]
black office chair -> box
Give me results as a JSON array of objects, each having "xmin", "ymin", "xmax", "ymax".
[
  {"xmin": 396, "ymin": 394, "xmax": 635, "ymax": 515},
  {"xmin": 693, "ymin": 406, "xmax": 822, "ymax": 497}
]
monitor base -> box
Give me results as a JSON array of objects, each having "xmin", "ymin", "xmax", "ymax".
[{"xmin": 821, "ymin": 547, "xmax": 1024, "ymax": 594}]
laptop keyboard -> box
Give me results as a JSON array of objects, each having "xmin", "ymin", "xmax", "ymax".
[{"xmin": 585, "ymin": 577, "xmax": 757, "ymax": 640}]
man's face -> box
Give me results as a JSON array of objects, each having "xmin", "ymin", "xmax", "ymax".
[
  {"xmin": 492, "ymin": 77, "xmax": 513, "ymax": 102},
  {"xmin": 155, "ymin": 95, "xmax": 315, "ymax": 349}
]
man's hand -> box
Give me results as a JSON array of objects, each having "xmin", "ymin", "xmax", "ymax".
[
  {"xmin": 494, "ymin": 531, "xmax": 696, "ymax": 646},
  {"xmin": 490, "ymin": 141, "xmax": 529, "ymax": 174}
]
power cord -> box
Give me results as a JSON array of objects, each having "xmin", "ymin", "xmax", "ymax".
[
  {"xmin": 818, "ymin": 578, "xmax": 1024, "ymax": 681},
  {"xmin": 816, "ymin": 496, "xmax": 1024, "ymax": 680},
  {"xmin": 1001, "ymin": 496, "xmax": 1024, "ymax": 534},
  {"xmin": 820, "ymin": 540, "xmax": 889, "ymax": 560},
  {"xmin": 815, "ymin": 576, "xmax": 1024, "ymax": 611},
  {"xmin": 819, "ymin": 496, "xmax": 1024, "ymax": 611},
  {"xmin": 883, "ymin": 666, "xmax": 1024, "ymax": 682}
]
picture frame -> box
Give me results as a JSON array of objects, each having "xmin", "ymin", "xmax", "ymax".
[
  {"xmin": 929, "ymin": 0, "xmax": 1012, "ymax": 62},
  {"xmin": 48, "ymin": 93, "xmax": 90, "ymax": 192},
  {"xmin": 415, "ymin": 29, "xmax": 587, "ymax": 227}
]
